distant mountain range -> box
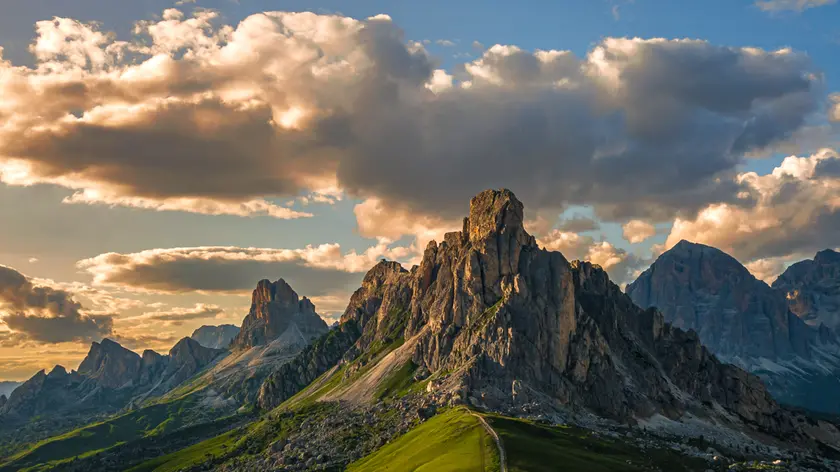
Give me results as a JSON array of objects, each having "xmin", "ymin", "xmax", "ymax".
[
  {"xmin": 627, "ymin": 241, "xmax": 840, "ymax": 413},
  {"xmin": 3, "ymin": 190, "xmax": 840, "ymax": 471}
]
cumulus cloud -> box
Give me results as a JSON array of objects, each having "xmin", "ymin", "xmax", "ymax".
[
  {"xmin": 0, "ymin": 10, "xmax": 820, "ymax": 228},
  {"xmin": 0, "ymin": 265, "xmax": 113, "ymax": 344},
  {"xmin": 755, "ymin": 0, "xmax": 836, "ymax": 12},
  {"xmin": 665, "ymin": 148, "xmax": 840, "ymax": 266},
  {"xmin": 76, "ymin": 242, "xmax": 416, "ymax": 296},
  {"xmin": 537, "ymin": 230, "xmax": 645, "ymax": 283},
  {"xmin": 622, "ymin": 219, "xmax": 656, "ymax": 244}
]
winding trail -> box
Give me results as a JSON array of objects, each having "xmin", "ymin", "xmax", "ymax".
[{"xmin": 473, "ymin": 412, "xmax": 507, "ymax": 472}]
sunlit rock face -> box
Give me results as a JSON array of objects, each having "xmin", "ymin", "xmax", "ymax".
[{"xmin": 232, "ymin": 279, "xmax": 329, "ymax": 350}]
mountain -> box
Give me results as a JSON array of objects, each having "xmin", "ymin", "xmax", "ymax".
[
  {"xmin": 0, "ymin": 382, "xmax": 20, "ymax": 398},
  {"xmin": 232, "ymin": 279, "xmax": 328, "ymax": 349},
  {"xmin": 259, "ymin": 190, "xmax": 839, "ymax": 450},
  {"xmin": 773, "ymin": 249, "xmax": 840, "ymax": 335},
  {"xmin": 0, "ymin": 337, "xmax": 224, "ymax": 437},
  {"xmin": 627, "ymin": 241, "xmax": 840, "ymax": 413},
  {"xmin": 10, "ymin": 190, "xmax": 840, "ymax": 472},
  {"xmin": 0, "ymin": 280, "xmax": 333, "ymax": 470},
  {"xmin": 191, "ymin": 324, "xmax": 240, "ymax": 349}
]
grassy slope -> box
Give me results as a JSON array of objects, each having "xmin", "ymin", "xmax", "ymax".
[
  {"xmin": 487, "ymin": 415, "xmax": 711, "ymax": 472},
  {"xmin": 347, "ymin": 408, "xmax": 499, "ymax": 472},
  {"xmin": 126, "ymin": 429, "xmax": 243, "ymax": 472},
  {"xmin": 0, "ymin": 396, "xmax": 201, "ymax": 472}
]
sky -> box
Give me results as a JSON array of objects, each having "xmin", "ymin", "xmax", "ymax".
[{"xmin": 0, "ymin": 0, "xmax": 839, "ymax": 381}]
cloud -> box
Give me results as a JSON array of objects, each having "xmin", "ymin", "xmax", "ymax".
[
  {"xmin": 28, "ymin": 258, "xmax": 38, "ymax": 264},
  {"xmin": 76, "ymin": 242, "xmax": 416, "ymax": 296},
  {"xmin": 536, "ymin": 230, "xmax": 645, "ymax": 284},
  {"xmin": 622, "ymin": 219, "xmax": 656, "ymax": 244},
  {"xmin": 118, "ymin": 303, "xmax": 224, "ymax": 326},
  {"xmin": 755, "ymin": 0, "xmax": 836, "ymax": 12},
  {"xmin": 0, "ymin": 265, "xmax": 113, "ymax": 344},
  {"xmin": 557, "ymin": 215, "xmax": 600, "ymax": 233},
  {"xmin": 435, "ymin": 39, "xmax": 456, "ymax": 47},
  {"xmin": 664, "ymin": 148, "xmax": 840, "ymax": 265},
  {"xmin": 0, "ymin": 10, "xmax": 820, "ymax": 228}
]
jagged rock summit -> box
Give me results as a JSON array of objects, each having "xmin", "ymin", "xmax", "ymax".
[
  {"xmin": 774, "ymin": 248, "xmax": 840, "ymax": 335},
  {"xmin": 232, "ymin": 278, "xmax": 328, "ymax": 349},
  {"xmin": 260, "ymin": 189, "xmax": 840, "ymax": 451},
  {"xmin": 191, "ymin": 324, "xmax": 240, "ymax": 349}
]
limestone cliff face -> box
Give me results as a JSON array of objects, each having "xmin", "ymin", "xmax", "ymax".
[
  {"xmin": 626, "ymin": 241, "xmax": 811, "ymax": 361},
  {"xmin": 232, "ymin": 279, "xmax": 329, "ymax": 349},
  {"xmin": 774, "ymin": 249, "xmax": 840, "ymax": 335}
]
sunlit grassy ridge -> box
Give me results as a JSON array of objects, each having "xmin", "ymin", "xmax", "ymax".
[{"xmin": 347, "ymin": 407, "xmax": 499, "ymax": 472}]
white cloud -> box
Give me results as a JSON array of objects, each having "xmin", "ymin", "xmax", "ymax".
[
  {"xmin": 622, "ymin": 219, "xmax": 656, "ymax": 244},
  {"xmin": 76, "ymin": 242, "xmax": 417, "ymax": 295},
  {"xmin": 0, "ymin": 9, "xmax": 823, "ymax": 236},
  {"xmin": 664, "ymin": 149, "xmax": 840, "ymax": 264}
]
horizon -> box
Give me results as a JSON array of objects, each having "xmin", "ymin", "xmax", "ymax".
[{"xmin": 1, "ymin": 0, "xmax": 840, "ymax": 382}]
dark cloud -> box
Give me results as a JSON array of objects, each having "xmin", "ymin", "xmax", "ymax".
[
  {"xmin": 0, "ymin": 12, "xmax": 821, "ymax": 225},
  {"xmin": 76, "ymin": 246, "xmax": 385, "ymax": 297},
  {"xmin": 0, "ymin": 265, "xmax": 113, "ymax": 344},
  {"xmin": 557, "ymin": 215, "xmax": 600, "ymax": 233}
]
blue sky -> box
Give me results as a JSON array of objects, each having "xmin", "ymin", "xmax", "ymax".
[{"xmin": 0, "ymin": 0, "xmax": 838, "ymax": 379}]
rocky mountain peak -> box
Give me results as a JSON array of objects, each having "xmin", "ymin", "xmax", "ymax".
[
  {"xmin": 47, "ymin": 366, "xmax": 68, "ymax": 378},
  {"xmin": 77, "ymin": 338, "xmax": 142, "ymax": 389},
  {"xmin": 253, "ymin": 278, "xmax": 299, "ymax": 311},
  {"xmin": 815, "ymin": 248, "xmax": 840, "ymax": 265},
  {"xmin": 467, "ymin": 188, "xmax": 526, "ymax": 244},
  {"xmin": 627, "ymin": 241, "xmax": 809, "ymax": 361},
  {"xmin": 232, "ymin": 279, "xmax": 329, "ymax": 349}
]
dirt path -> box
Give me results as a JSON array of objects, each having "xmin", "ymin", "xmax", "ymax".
[{"xmin": 473, "ymin": 413, "xmax": 507, "ymax": 472}]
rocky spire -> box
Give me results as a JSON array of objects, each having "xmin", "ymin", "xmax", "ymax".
[{"xmin": 232, "ymin": 279, "xmax": 329, "ymax": 349}]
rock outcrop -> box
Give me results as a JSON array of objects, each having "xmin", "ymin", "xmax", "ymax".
[
  {"xmin": 232, "ymin": 279, "xmax": 329, "ymax": 349},
  {"xmin": 191, "ymin": 324, "xmax": 240, "ymax": 349},
  {"xmin": 0, "ymin": 395, "xmax": 6, "ymax": 409},
  {"xmin": 256, "ymin": 189, "xmax": 840, "ymax": 450},
  {"xmin": 773, "ymin": 249, "xmax": 840, "ymax": 335}
]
